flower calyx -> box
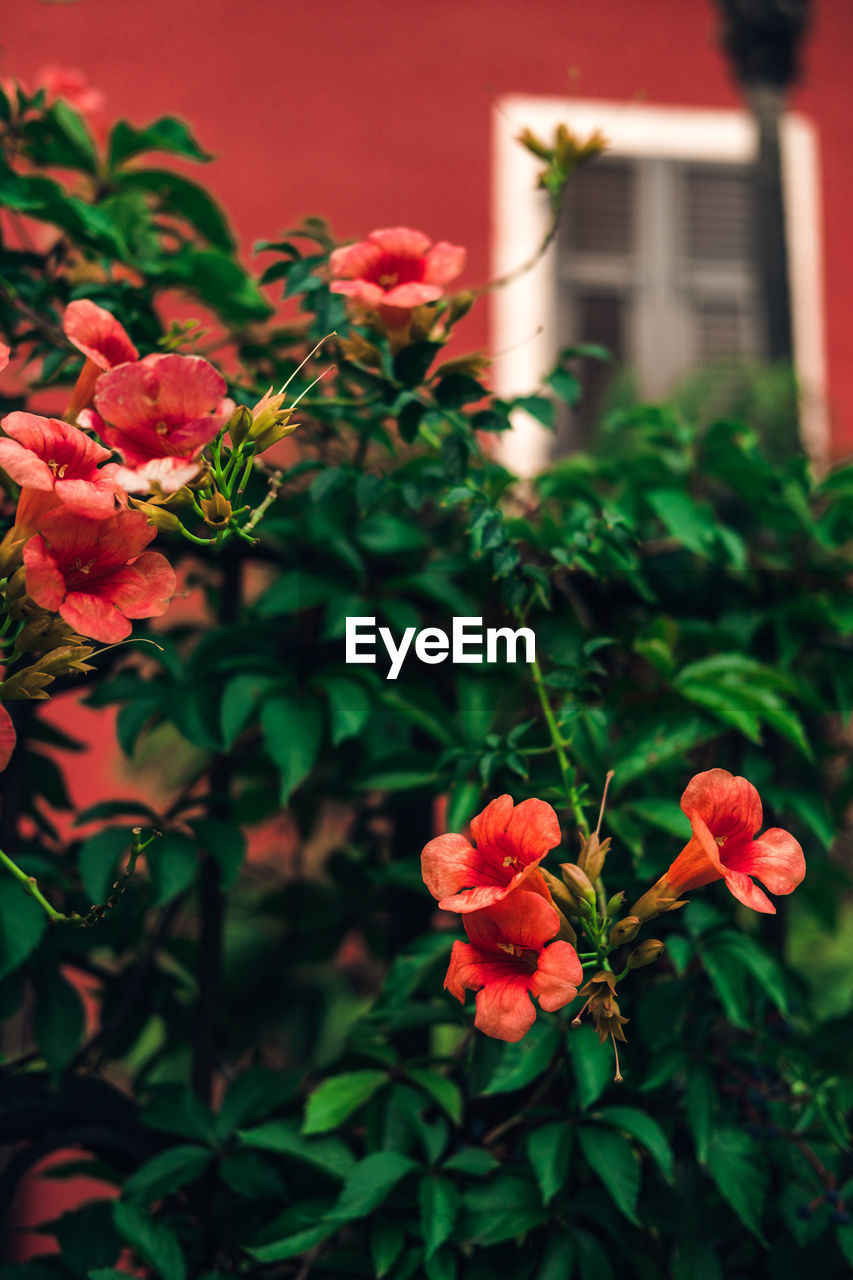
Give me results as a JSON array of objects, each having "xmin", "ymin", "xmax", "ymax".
[
  {"xmin": 200, "ymin": 492, "xmax": 233, "ymax": 529},
  {"xmin": 626, "ymin": 939, "xmax": 665, "ymax": 970}
]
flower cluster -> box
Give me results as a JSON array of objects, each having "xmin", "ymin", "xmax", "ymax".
[
  {"xmin": 0, "ymin": 298, "xmax": 296, "ymax": 772},
  {"xmin": 422, "ymin": 771, "xmax": 805, "ymax": 1053},
  {"xmin": 422, "ymin": 795, "xmax": 583, "ymax": 1042}
]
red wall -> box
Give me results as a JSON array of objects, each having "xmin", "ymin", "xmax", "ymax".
[{"xmin": 2, "ymin": 0, "xmax": 852, "ymax": 451}]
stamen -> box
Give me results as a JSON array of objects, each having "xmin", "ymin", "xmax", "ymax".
[
  {"xmin": 595, "ymin": 769, "xmax": 615, "ymax": 840},
  {"xmin": 276, "ymin": 332, "xmax": 336, "ymax": 396},
  {"xmin": 611, "ymin": 1031, "xmax": 623, "ymax": 1083}
]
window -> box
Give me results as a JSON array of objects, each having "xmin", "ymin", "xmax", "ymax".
[{"xmin": 492, "ymin": 98, "xmax": 826, "ymax": 471}]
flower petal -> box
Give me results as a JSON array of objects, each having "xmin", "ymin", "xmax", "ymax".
[
  {"xmin": 104, "ymin": 551, "xmax": 175, "ymax": 619},
  {"xmin": 530, "ymin": 940, "xmax": 583, "ymax": 1012},
  {"xmin": 329, "ymin": 240, "xmax": 384, "ymax": 280},
  {"xmin": 724, "ymin": 828, "xmax": 805, "ymax": 896},
  {"xmin": 22, "ymin": 535, "xmax": 66, "ymax": 611},
  {"xmin": 0, "ymin": 342, "xmax": 10, "ymax": 372},
  {"xmin": 723, "ymin": 870, "xmax": 776, "ymax": 914},
  {"xmin": 681, "ymin": 769, "xmax": 762, "ymax": 844},
  {"xmin": 64, "ymin": 299, "xmax": 138, "ymax": 370},
  {"xmin": 369, "ymin": 227, "xmax": 433, "ymax": 257},
  {"xmin": 0, "ymin": 704, "xmax": 15, "ymax": 772},
  {"xmin": 381, "ymin": 282, "xmax": 442, "ymax": 308},
  {"xmin": 329, "ymin": 279, "xmax": 386, "ymax": 307},
  {"xmin": 423, "ymin": 241, "xmax": 466, "ymax": 285},
  {"xmin": 462, "ymin": 890, "xmax": 561, "ymax": 952},
  {"xmin": 664, "ymin": 825, "xmax": 726, "ymax": 895},
  {"xmin": 474, "ymin": 974, "xmax": 537, "ymax": 1042},
  {"xmin": 0, "ymin": 438, "xmax": 55, "ymax": 490},
  {"xmin": 60, "ymin": 591, "xmax": 131, "ymax": 643},
  {"xmin": 421, "ymin": 833, "xmax": 478, "ymax": 902}
]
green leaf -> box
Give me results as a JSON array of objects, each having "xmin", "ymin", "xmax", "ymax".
[
  {"xmin": 445, "ymin": 780, "xmax": 482, "ymax": 835},
  {"xmin": 419, "ymin": 1175, "xmax": 456, "ymax": 1259},
  {"xmin": 220, "ymin": 672, "xmax": 276, "ymax": 748},
  {"xmin": 239, "ymin": 1120, "xmax": 355, "ymax": 1180},
  {"xmin": 481, "ymin": 1020, "xmax": 559, "ymax": 1095},
  {"xmin": 699, "ymin": 936, "xmax": 750, "ymax": 1028},
  {"xmin": 249, "ymin": 1222, "xmax": 337, "ymax": 1264},
  {"xmin": 371, "ymin": 1220, "xmax": 407, "ymax": 1277},
  {"xmin": 537, "ymin": 1229, "xmax": 576, "ymax": 1280},
  {"xmin": 577, "ymin": 1125, "xmax": 640, "ymax": 1225},
  {"xmin": 328, "ymin": 1151, "xmax": 418, "ymax": 1222},
  {"xmin": 647, "ymin": 489, "xmax": 714, "ymax": 556},
  {"xmin": 124, "ymin": 1145, "xmax": 211, "ymax": 1203},
  {"xmin": 302, "ymin": 1069, "xmax": 388, "ymax": 1134},
  {"xmin": 191, "ymin": 818, "xmax": 245, "ymax": 890},
  {"xmin": 406, "ymin": 1069, "xmax": 462, "ymax": 1125},
  {"xmin": 117, "ymin": 170, "xmax": 234, "ymax": 251},
  {"xmin": 113, "ymin": 1201, "xmax": 186, "ymax": 1280},
  {"xmin": 109, "ymin": 116, "xmax": 211, "ymax": 167},
  {"xmin": 526, "ymin": 1123, "xmax": 572, "ymax": 1204},
  {"xmin": 707, "ymin": 930, "xmax": 790, "ymax": 1016},
  {"xmin": 146, "ymin": 832, "xmax": 197, "ymax": 907},
  {"xmin": 394, "ymin": 341, "xmax": 443, "ymax": 388},
  {"xmin": 78, "ymin": 826, "xmax": 131, "ymax": 904},
  {"xmin": 0, "ymin": 876, "xmax": 46, "ymax": 981},
  {"xmin": 52, "ymin": 1201, "xmax": 121, "ymax": 1273},
  {"xmin": 545, "ymin": 366, "xmax": 580, "ymax": 406},
  {"xmin": 463, "ymin": 1174, "xmax": 546, "ymax": 1245},
  {"xmin": 441, "ymin": 1148, "xmax": 499, "ymax": 1177},
  {"xmin": 514, "ymin": 394, "xmax": 555, "ymax": 427},
  {"xmin": 321, "ymin": 677, "xmax": 371, "ymax": 746},
  {"xmin": 167, "ymin": 246, "xmax": 272, "ymax": 325},
  {"xmin": 596, "ymin": 1105, "xmax": 674, "ymax": 1182},
  {"xmin": 34, "ymin": 972, "xmax": 84, "ymax": 1078},
  {"xmin": 261, "ymin": 694, "xmax": 324, "ymax": 804},
  {"xmin": 705, "ymin": 1128, "xmax": 768, "ymax": 1242},
  {"xmin": 567, "ymin": 1025, "xmax": 612, "ymax": 1109},
  {"xmin": 685, "ymin": 1066, "xmax": 714, "ymax": 1164},
  {"xmin": 216, "ymin": 1067, "xmax": 300, "ymax": 1136},
  {"xmin": 22, "ymin": 100, "xmax": 98, "ymax": 172}
]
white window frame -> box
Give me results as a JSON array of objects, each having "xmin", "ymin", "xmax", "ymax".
[{"xmin": 492, "ymin": 96, "xmax": 827, "ymax": 473}]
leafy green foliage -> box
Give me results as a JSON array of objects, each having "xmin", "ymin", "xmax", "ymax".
[{"xmin": 0, "ymin": 83, "xmax": 851, "ymax": 1280}]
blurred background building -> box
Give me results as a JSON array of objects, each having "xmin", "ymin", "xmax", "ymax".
[{"xmin": 1, "ymin": 0, "xmax": 850, "ymax": 461}]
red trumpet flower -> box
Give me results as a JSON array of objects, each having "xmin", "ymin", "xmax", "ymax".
[
  {"xmin": 445, "ymin": 890, "xmax": 582, "ymax": 1042},
  {"xmin": 422, "ymin": 794, "xmax": 561, "ymax": 914}
]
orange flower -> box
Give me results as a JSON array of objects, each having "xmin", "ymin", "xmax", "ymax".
[
  {"xmin": 445, "ymin": 890, "xmax": 582, "ymax": 1042},
  {"xmin": 632, "ymin": 768, "xmax": 805, "ymax": 918}
]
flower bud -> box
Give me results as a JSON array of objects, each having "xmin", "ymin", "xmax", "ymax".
[
  {"xmin": 540, "ymin": 867, "xmax": 581, "ymax": 917},
  {"xmin": 130, "ymin": 499, "xmax": 182, "ymax": 533},
  {"xmin": 434, "ymin": 350, "xmax": 490, "ymax": 380},
  {"xmin": 37, "ymin": 645, "xmax": 96, "ymax": 677},
  {"xmin": 1, "ymin": 664, "xmax": 54, "ymax": 700},
  {"xmin": 577, "ymin": 832, "xmax": 611, "ymax": 882},
  {"xmin": 251, "ymin": 418, "xmax": 298, "ymax": 453},
  {"xmin": 626, "ymin": 939, "xmax": 664, "ymax": 970},
  {"xmin": 14, "ymin": 612, "xmax": 80, "ymax": 654},
  {"xmin": 226, "ymin": 405, "xmax": 254, "ymax": 448},
  {"xmin": 0, "ymin": 528, "xmax": 28, "ymax": 579},
  {"xmin": 444, "ymin": 292, "xmax": 476, "ymax": 326},
  {"xmin": 555, "ymin": 911, "xmax": 578, "ymax": 947},
  {"xmin": 4, "ymin": 567, "xmax": 34, "ymax": 619},
  {"xmin": 560, "ymin": 862, "xmax": 596, "ymax": 905},
  {"xmin": 200, "ymin": 493, "xmax": 232, "ymax": 528},
  {"xmin": 605, "ymin": 890, "xmax": 626, "ymax": 917},
  {"xmin": 609, "ymin": 916, "xmax": 641, "ymax": 946}
]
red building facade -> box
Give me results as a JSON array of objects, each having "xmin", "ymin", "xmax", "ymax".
[{"xmin": 3, "ymin": 0, "xmax": 852, "ymax": 453}]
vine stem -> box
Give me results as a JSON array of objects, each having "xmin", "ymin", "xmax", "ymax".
[
  {"xmin": 0, "ymin": 847, "xmax": 65, "ymax": 922},
  {"xmin": 528, "ymin": 652, "xmax": 589, "ymax": 836}
]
